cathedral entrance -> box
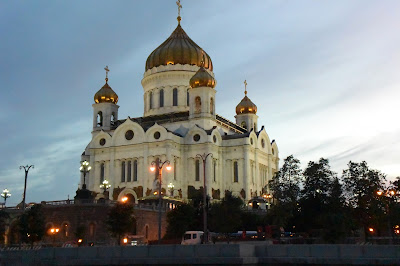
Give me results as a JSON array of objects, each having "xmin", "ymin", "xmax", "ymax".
[{"xmin": 123, "ymin": 193, "xmax": 135, "ymax": 205}]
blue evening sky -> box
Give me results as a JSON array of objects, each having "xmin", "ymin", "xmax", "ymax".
[{"xmin": 1, "ymin": 0, "xmax": 399, "ymax": 205}]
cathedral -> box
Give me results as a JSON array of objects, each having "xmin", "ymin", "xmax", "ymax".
[{"xmin": 80, "ymin": 9, "xmax": 279, "ymax": 204}]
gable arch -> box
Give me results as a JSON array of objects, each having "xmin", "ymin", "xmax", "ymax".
[
  {"xmin": 117, "ymin": 188, "xmax": 138, "ymax": 204},
  {"xmin": 257, "ymin": 128, "xmax": 272, "ymax": 154},
  {"xmin": 210, "ymin": 128, "xmax": 222, "ymax": 145},
  {"xmin": 145, "ymin": 123, "xmax": 169, "ymax": 142},
  {"xmin": 185, "ymin": 125, "xmax": 208, "ymax": 144},
  {"xmin": 112, "ymin": 119, "xmax": 145, "ymax": 146},
  {"xmin": 90, "ymin": 131, "xmax": 112, "ymax": 149}
]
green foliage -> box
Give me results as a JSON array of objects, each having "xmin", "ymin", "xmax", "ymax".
[
  {"xmin": 208, "ymin": 192, "xmax": 243, "ymax": 235},
  {"xmin": 342, "ymin": 161, "xmax": 386, "ymax": 233},
  {"xmin": 165, "ymin": 203, "xmax": 196, "ymax": 239},
  {"xmin": 18, "ymin": 204, "xmax": 45, "ymax": 247},
  {"xmin": 106, "ymin": 203, "xmax": 135, "ymax": 245},
  {"xmin": 268, "ymin": 155, "xmax": 302, "ymax": 227}
]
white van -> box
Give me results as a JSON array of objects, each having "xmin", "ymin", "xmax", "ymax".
[{"xmin": 181, "ymin": 231, "xmax": 204, "ymax": 245}]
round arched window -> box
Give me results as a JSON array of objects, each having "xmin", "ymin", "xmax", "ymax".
[
  {"xmin": 99, "ymin": 138, "xmax": 106, "ymax": 146},
  {"xmin": 193, "ymin": 134, "xmax": 200, "ymax": 142},
  {"xmin": 125, "ymin": 130, "xmax": 134, "ymax": 140},
  {"xmin": 154, "ymin": 131, "xmax": 161, "ymax": 139}
]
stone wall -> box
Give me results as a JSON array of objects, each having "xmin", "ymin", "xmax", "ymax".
[
  {"xmin": 38, "ymin": 203, "xmax": 166, "ymax": 246},
  {"xmin": 1, "ymin": 244, "xmax": 399, "ymax": 265}
]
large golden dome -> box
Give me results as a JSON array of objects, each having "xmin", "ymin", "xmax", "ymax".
[
  {"xmin": 94, "ymin": 79, "xmax": 118, "ymax": 104},
  {"xmin": 145, "ymin": 23, "xmax": 213, "ymax": 71},
  {"xmin": 189, "ymin": 66, "xmax": 215, "ymax": 89},
  {"xmin": 236, "ymin": 95, "xmax": 257, "ymax": 115}
]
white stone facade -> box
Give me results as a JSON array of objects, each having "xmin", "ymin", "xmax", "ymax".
[{"xmin": 80, "ymin": 27, "xmax": 279, "ymax": 203}]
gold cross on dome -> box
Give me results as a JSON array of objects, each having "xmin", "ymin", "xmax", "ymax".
[
  {"xmin": 104, "ymin": 66, "xmax": 110, "ymax": 80},
  {"xmin": 244, "ymin": 80, "xmax": 248, "ymax": 95},
  {"xmin": 176, "ymin": 0, "xmax": 182, "ymax": 17}
]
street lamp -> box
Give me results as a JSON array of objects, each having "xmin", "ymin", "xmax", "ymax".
[
  {"xmin": 80, "ymin": 160, "xmax": 91, "ymax": 189},
  {"xmin": 150, "ymin": 159, "xmax": 171, "ymax": 244},
  {"xmin": 1, "ymin": 189, "xmax": 11, "ymax": 206},
  {"xmin": 20, "ymin": 165, "xmax": 34, "ymax": 210},
  {"xmin": 100, "ymin": 179, "xmax": 111, "ymax": 195},
  {"xmin": 196, "ymin": 153, "xmax": 213, "ymax": 244},
  {"xmin": 168, "ymin": 183, "xmax": 175, "ymax": 197},
  {"xmin": 376, "ymin": 189, "xmax": 398, "ymax": 244},
  {"xmin": 50, "ymin": 227, "xmax": 60, "ymax": 246}
]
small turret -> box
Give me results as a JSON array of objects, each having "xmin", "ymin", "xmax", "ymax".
[
  {"xmin": 235, "ymin": 80, "xmax": 258, "ymax": 131},
  {"xmin": 92, "ymin": 66, "xmax": 119, "ymax": 132}
]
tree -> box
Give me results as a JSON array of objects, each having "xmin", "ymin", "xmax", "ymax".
[
  {"xmin": 106, "ymin": 203, "xmax": 135, "ymax": 245},
  {"xmin": 297, "ymin": 158, "xmax": 337, "ymax": 236},
  {"xmin": 208, "ymin": 191, "xmax": 243, "ymax": 242},
  {"xmin": 268, "ymin": 155, "xmax": 302, "ymax": 227},
  {"xmin": 342, "ymin": 161, "xmax": 386, "ymax": 239},
  {"xmin": 165, "ymin": 203, "xmax": 196, "ymax": 239},
  {"xmin": 18, "ymin": 204, "xmax": 45, "ymax": 248}
]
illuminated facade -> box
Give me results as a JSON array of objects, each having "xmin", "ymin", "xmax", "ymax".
[{"xmin": 80, "ymin": 13, "xmax": 279, "ymax": 203}]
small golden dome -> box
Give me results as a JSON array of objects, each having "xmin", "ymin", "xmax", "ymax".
[
  {"xmin": 145, "ymin": 24, "xmax": 213, "ymax": 71},
  {"xmin": 236, "ymin": 87, "xmax": 257, "ymax": 115},
  {"xmin": 189, "ymin": 66, "xmax": 216, "ymax": 88},
  {"xmin": 94, "ymin": 79, "xmax": 118, "ymax": 104}
]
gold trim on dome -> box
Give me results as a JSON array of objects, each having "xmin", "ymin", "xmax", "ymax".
[
  {"xmin": 94, "ymin": 67, "xmax": 119, "ymax": 104},
  {"xmin": 235, "ymin": 81, "xmax": 257, "ymax": 115},
  {"xmin": 189, "ymin": 66, "xmax": 216, "ymax": 89},
  {"xmin": 145, "ymin": 23, "xmax": 213, "ymax": 71}
]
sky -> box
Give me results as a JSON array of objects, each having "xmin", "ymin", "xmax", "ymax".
[{"xmin": 1, "ymin": 0, "xmax": 399, "ymax": 206}]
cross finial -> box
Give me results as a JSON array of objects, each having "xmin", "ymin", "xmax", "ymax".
[
  {"xmin": 176, "ymin": 0, "xmax": 182, "ymax": 24},
  {"xmin": 104, "ymin": 66, "xmax": 110, "ymax": 82},
  {"xmin": 244, "ymin": 80, "xmax": 248, "ymax": 95}
]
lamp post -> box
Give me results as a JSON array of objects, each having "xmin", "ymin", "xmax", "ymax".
[
  {"xmin": 100, "ymin": 179, "xmax": 111, "ymax": 195},
  {"xmin": 50, "ymin": 227, "xmax": 60, "ymax": 247},
  {"xmin": 150, "ymin": 159, "xmax": 172, "ymax": 244},
  {"xmin": 377, "ymin": 189, "xmax": 398, "ymax": 244},
  {"xmin": 168, "ymin": 183, "xmax": 175, "ymax": 197},
  {"xmin": 20, "ymin": 165, "xmax": 34, "ymax": 210},
  {"xmin": 196, "ymin": 153, "xmax": 213, "ymax": 244},
  {"xmin": 1, "ymin": 189, "xmax": 11, "ymax": 206},
  {"xmin": 80, "ymin": 160, "xmax": 91, "ymax": 189}
]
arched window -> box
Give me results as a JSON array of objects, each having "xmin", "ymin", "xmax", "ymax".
[
  {"xmin": 213, "ymin": 160, "xmax": 216, "ymax": 182},
  {"xmin": 173, "ymin": 88, "xmax": 178, "ymax": 106},
  {"xmin": 210, "ymin": 97, "xmax": 214, "ymax": 114},
  {"xmin": 89, "ymin": 223, "xmax": 95, "ymax": 237},
  {"xmin": 233, "ymin": 161, "xmax": 238, "ymax": 182},
  {"xmin": 241, "ymin": 121, "xmax": 247, "ymax": 129},
  {"xmin": 97, "ymin": 111, "xmax": 103, "ymax": 126},
  {"xmin": 149, "ymin": 92, "xmax": 153, "ymax": 109},
  {"xmin": 174, "ymin": 159, "xmax": 177, "ymax": 180},
  {"xmin": 62, "ymin": 223, "xmax": 69, "ymax": 237},
  {"xmin": 100, "ymin": 163, "xmax": 105, "ymax": 183},
  {"xmin": 133, "ymin": 160, "xmax": 138, "ymax": 181},
  {"xmin": 111, "ymin": 112, "xmax": 116, "ymax": 123},
  {"xmin": 195, "ymin": 97, "xmax": 201, "ymax": 114},
  {"xmin": 127, "ymin": 161, "xmax": 132, "ymax": 182},
  {"xmin": 187, "ymin": 90, "xmax": 189, "ymax": 106},
  {"xmin": 159, "ymin": 89, "xmax": 164, "ymax": 107},
  {"xmin": 121, "ymin": 161, "xmax": 125, "ymax": 182},
  {"xmin": 195, "ymin": 160, "xmax": 200, "ymax": 181}
]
